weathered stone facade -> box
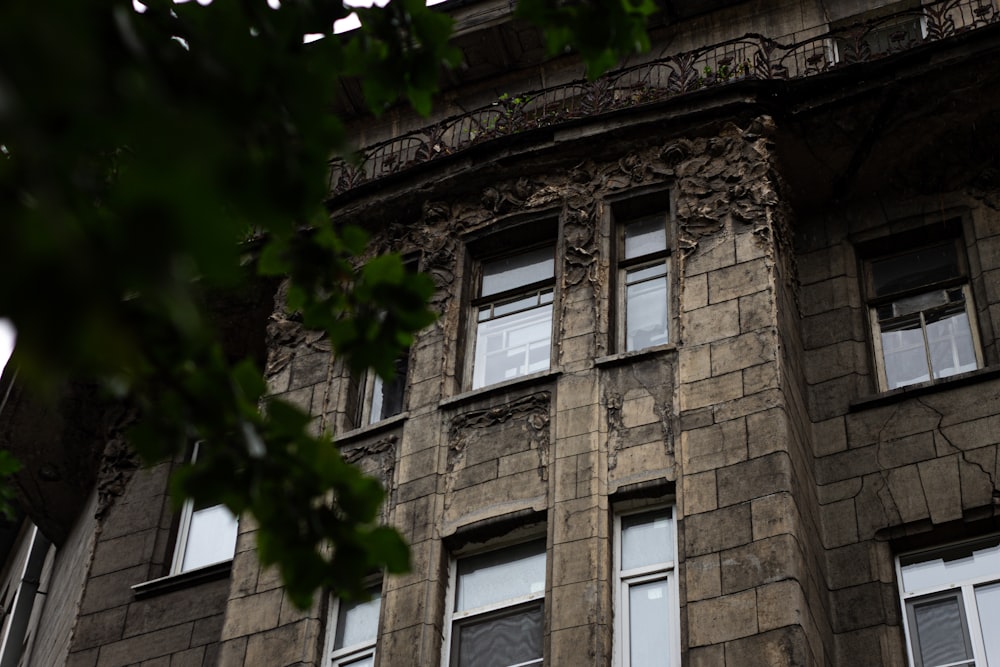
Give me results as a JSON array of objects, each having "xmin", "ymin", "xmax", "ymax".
[{"xmin": 5, "ymin": 1, "xmax": 1000, "ymax": 666}]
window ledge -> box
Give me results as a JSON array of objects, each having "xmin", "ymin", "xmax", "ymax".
[
  {"xmin": 850, "ymin": 365, "xmax": 1000, "ymax": 412},
  {"xmin": 335, "ymin": 411, "xmax": 409, "ymax": 446},
  {"xmin": 595, "ymin": 343, "xmax": 677, "ymax": 368},
  {"xmin": 440, "ymin": 370, "xmax": 561, "ymax": 410},
  {"xmin": 131, "ymin": 560, "xmax": 232, "ymax": 600}
]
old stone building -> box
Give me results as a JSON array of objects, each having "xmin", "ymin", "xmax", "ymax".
[{"xmin": 4, "ymin": 0, "xmax": 1000, "ymax": 665}]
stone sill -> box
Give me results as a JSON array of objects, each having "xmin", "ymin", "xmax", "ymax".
[
  {"xmin": 440, "ymin": 369, "xmax": 561, "ymax": 410},
  {"xmin": 131, "ymin": 560, "xmax": 232, "ymax": 600},
  {"xmin": 335, "ymin": 411, "xmax": 409, "ymax": 446},
  {"xmin": 595, "ymin": 343, "xmax": 677, "ymax": 368},
  {"xmin": 850, "ymin": 365, "xmax": 1000, "ymax": 412}
]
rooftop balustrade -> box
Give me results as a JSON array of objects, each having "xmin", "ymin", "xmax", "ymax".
[{"xmin": 328, "ymin": 0, "xmax": 999, "ymax": 197}]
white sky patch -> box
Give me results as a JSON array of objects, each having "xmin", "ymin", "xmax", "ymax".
[
  {"xmin": 134, "ymin": 0, "xmax": 451, "ymax": 38},
  {"xmin": 0, "ymin": 319, "xmax": 15, "ymax": 378},
  {"xmin": 333, "ymin": 0, "xmax": 449, "ymax": 34},
  {"xmin": 333, "ymin": 0, "xmax": 389, "ymax": 34}
]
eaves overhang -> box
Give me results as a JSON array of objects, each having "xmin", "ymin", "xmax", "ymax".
[{"xmin": 327, "ymin": 0, "xmax": 1000, "ymax": 205}]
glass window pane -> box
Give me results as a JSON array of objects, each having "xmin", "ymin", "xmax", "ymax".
[
  {"xmin": 369, "ymin": 353, "xmax": 407, "ymax": 424},
  {"xmin": 456, "ymin": 542, "xmax": 545, "ymax": 612},
  {"xmin": 455, "ymin": 604, "xmax": 544, "ymax": 667},
  {"xmin": 910, "ymin": 594, "xmax": 973, "ymax": 667},
  {"xmin": 901, "ymin": 539, "xmax": 1000, "ymax": 593},
  {"xmin": 886, "ymin": 290, "xmax": 953, "ymax": 318},
  {"xmin": 626, "ymin": 275, "xmax": 668, "ymax": 352},
  {"xmin": 976, "ymin": 572, "xmax": 1000, "ymax": 665},
  {"xmin": 622, "ymin": 510, "xmax": 673, "ymax": 571},
  {"xmin": 976, "ymin": 582, "xmax": 1000, "ymax": 666},
  {"xmin": 338, "ymin": 655, "xmax": 374, "ymax": 667},
  {"xmin": 625, "ymin": 263, "xmax": 667, "ymax": 285},
  {"xmin": 629, "ymin": 579, "xmax": 672, "ymax": 667},
  {"xmin": 872, "ymin": 242, "xmax": 960, "ymax": 297},
  {"xmin": 481, "ymin": 248, "xmax": 554, "ymax": 297},
  {"xmin": 368, "ymin": 375, "xmax": 385, "ymax": 425},
  {"xmin": 881, "ymin": 323, "xmax": 929, "ymax": 389},
  {"xmin": 493, "ymin": 294, "xmax": 543, "ymax": 319},
  {"xmin": 624, "ymin": 215, "xmax": 667, "ymax": 259},
  {"xmin": 473, "ymin": 304, "xmax": 552, "ymax": 389},
  {"xmin": 335, "ymin": 591, "xmax": 381, "ymax": 650},
  {"xmin": 927, "ymin": 310, "xmax": 977, "ymax": 380},
  {"xmin": 181, "ymin": 504, "xmax": 239, "ymax": 571}
]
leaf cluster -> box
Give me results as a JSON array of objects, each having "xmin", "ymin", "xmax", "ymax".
[
  {"xmin": 516, "ymin": 0, "xmax": 658, "ymax": 78},
  {"xmin": 0, "ymin": 0, "xmax": 651, "ymax": 608},
  {"xmin": 0, "ymin": 0, "xmax": 441, "ymax": 607}
]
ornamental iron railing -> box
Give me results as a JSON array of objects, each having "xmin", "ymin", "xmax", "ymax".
[{"xmin": 328, "ymin": 0, "xmax": 999, "ymax": 196}]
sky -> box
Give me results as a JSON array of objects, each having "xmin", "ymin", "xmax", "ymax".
[
  {"xmin": 134, "ymin": 0, "xmax": 447, "ymax": 35},
  {"xmin": 333, "ymin": 0, "xmax": 448, "ymax": 34},
  {"xmin": 0, "ymin": 319, "xmax": 13, "ymax": 378}
]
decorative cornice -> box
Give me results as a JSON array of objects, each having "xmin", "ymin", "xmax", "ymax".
[{"xmin": 328, "ymin": 0, "xmax": 998, "ymax": 197}]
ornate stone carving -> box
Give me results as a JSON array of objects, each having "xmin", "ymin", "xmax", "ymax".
[
  {"xmin": 673, "ymin": 117, "xmax": 787, "ymax": 260},
  {"xmin": 95, "ymin": 406, "xmax": 140, "ymax": 519},
  {"xmin": 563, "ymin": 203, "xmax": 598, "ymax": 288},
  {"xmin": 447, "ymin": 392, "xmax": 551, "ymax": 481},
  {"xmin": 481, "ymin": 177, "xmax": 540, "ymax": 214},
  {"xmin": 422, "ymin": 200, "xmax": 451, "ymax": 223},
  {"xmin": 605, "ymin": 392, "xmax": 625, "ymax": 470},
  {"xmin": 342, "ymin": 434, "xmax": 398, "ymax": 508}
]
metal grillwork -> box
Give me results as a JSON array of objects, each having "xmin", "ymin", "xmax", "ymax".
[{"xmin": 328, "ymin": 0, "xmax": 999, "ymax": 196}]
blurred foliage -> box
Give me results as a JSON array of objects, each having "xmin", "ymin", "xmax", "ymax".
[
  {"xmin": 517, "ymin": 0, "xmax": 658, "ymax": 78},
  {"xmin": 0, "ymin": 0, "xmax": 651, "ymax": 607}
]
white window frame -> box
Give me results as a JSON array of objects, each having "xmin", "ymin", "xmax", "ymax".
[
  {"xmin": 615, "ymin": 209, "xmax": 671, "ymax": 353},
  {"xmin": 323, "ymin": 583, "xmax": 382, "ymax": 667},
  {"xmin": 170, "ymin": 443, "xmax": 239, "ymax": 575},
  {"xmin": 469, "ymin": 245, "xmax": 556, "ymax": 390},
  {"xmin": 896, "ymin": 535, "xmax": 1000, "ymax": 667},
  {"xmin": 864, "ymin": 236, "xmax": 983, "ymax": 391},
  {"xmin": 614, "ymin": 505, "xmax": 679, "ymax": 667},
  {"xmin": 442, "ymin": 539, "xmax": 547, "ymax": 667}
]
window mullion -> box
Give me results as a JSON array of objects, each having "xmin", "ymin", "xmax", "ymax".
[
  {"xmin": 918, "ymin": 310, "xmax": 935, "ymax": 380},
  {"xmin": 620, "ymin": 249, "xmax": 669, "ymax": 271},
  {"xmin": 331, "ymin": 642, "xmax": 376, "ymax": 664},
  {"xmin": 620, "ymin": 562, "xmax": 673, "ymax": 580},
  {"xmin": 474, "ymin": 279, "xmax": 553, "ymax": 306},
  {"xmin": 170, "ymin": 499, "xmax": 195, "ymax": 575},
  {"xmin": 451, "ymin": 592, "xmax": 544, "ymax": 621},
  {"xmin": 962, "ymin": 582, "xmax": 989, "ymax": 667}
]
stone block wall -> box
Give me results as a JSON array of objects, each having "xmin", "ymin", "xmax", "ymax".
[
  {"xmin": 797, "ymin": 194, "xmax": 1000, "ymax": 665},
  {"xmin": 217, "ymin": 513, "xmax": 322, "ymax": 667},
  {"xmin": 671, "ymin": 119, "xmax": 832, "ymax": 666},
  {"xmin": 30, "ymin": 490, "xmax": 99, "ymax": 666},
  {"xmin": 227, "ymin": 115, "xmax": 837, "ymax": 667},
  {"xmin": 64, "ymin": 453, "xmax": 230, "ymax": 667}
]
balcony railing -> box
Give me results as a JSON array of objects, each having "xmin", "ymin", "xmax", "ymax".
[{"xmin": 328, "ymin": 0, "xmax": 998, "ymax": 197}]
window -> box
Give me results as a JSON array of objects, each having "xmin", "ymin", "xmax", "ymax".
[
  {"xmin": 348, "ymin": 353, "xmax": 408, "ymax": 428},
  {"xmin": 326, "ymin": 586, "xmax": 382, "ymax": 667},
  {"xmin": 615, "ymin": 507, "xmax": 678, "ymax": 667},
  {"xmin": 445, "ymin": 540, "xmax": 546, "ymax": 667},
  {"xmin": 471, "ymin": 246, "xmax": 555, "ymax": 389},
  {"xmin": 897, "ymin": 536, "xmax": 1000, "ymax": 667},
  {"xmin": 170, "ymin": 444, "xmax": 239, "ymax": 574},
  {"xmin": 864, "ymin": 238, "xmax": 982, "ymax": 390},
  {"xmin": 616, "ymin": 209, "xmax": 670, "ymax": 352}
]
